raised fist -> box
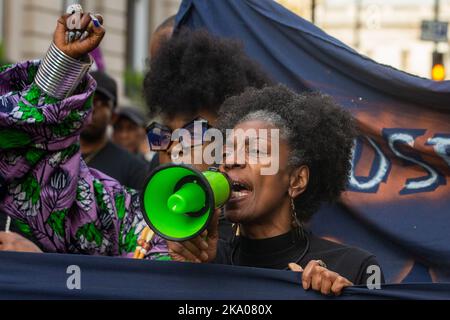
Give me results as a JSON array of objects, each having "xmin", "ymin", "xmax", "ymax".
[{"xmin": 54, "ymin": 12, "xmax": 105, "ymax": 59}]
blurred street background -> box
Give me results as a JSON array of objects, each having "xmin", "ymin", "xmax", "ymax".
[{"xmin": 0, "ymin": 0, "xmax": 448, "ymax": 107}]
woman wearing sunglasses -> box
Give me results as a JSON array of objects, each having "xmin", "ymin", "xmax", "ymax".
[
  {"xmin": 143, "ymin": 28, "xmax": 271, "ymax": 172},
  {"xmin": 146, "ymin": 117, "xmax": 211, "ymax": 167},
  {"xmin": 165, "ymin": 86, "xmax": 385, "ymax": 296}
]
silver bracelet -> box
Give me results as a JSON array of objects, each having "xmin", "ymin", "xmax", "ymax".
[{"xmin": 35, "ymin": 42, "xmax": 93, "ymax": 99}]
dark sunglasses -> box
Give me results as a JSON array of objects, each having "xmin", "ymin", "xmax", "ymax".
[{"xmin": 146, "ymin": 117, "xmax": 212, "ymax": 151}]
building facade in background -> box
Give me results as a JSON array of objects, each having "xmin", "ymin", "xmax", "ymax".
[
  {"xmin": 0, "ymin": 0, "xmax": 448, "ymax": 104},
  {"xmin": 278, "ymin": 0, "xmax": 450, "ymax": 80}
]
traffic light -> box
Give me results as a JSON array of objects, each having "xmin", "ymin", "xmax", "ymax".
[{"xmin": 432, "ymin": 51, "xmax": 446, "ymax": 81}]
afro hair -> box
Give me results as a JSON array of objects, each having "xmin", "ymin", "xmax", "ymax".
[
  {"xmin": 218, "ymin": 85, "xmax": 358, "ymax": 221},
  {"xmin": 144, "ymin": 29, "xmax": 273, "ymax": 118}
]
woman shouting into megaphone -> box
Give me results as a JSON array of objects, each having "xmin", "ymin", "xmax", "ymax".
[
  {"xmin": 166, "ymin": 86, "xmax": 385, "ymax": 296},
  {"xmin": 0, "ymin": 6, "xmax": 383, "ymax": 297}
]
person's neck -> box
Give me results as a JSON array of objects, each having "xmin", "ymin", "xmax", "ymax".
[
  {"xmin": 80, "ymin": 135, "xmax": 108, "ymax": 156},
  {"xmin": 240, "ymin": 200, "xmax": 292, "ymax": 240}
]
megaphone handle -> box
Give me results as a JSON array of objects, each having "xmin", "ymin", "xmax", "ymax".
[
  {"xmin": 134, "ymin": 227, "xmax": 155, "ymax": 260},
  {"xmin": 133, "ymin": 227, "xmax": 149, "ymax": 259}
]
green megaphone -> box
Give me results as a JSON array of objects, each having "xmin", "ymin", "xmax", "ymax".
[{"xmin": 141, "ymin": 164, "xmax": 231, "ymax": 241}]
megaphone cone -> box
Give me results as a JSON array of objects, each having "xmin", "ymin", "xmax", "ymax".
[
  {"xmin": 141, "ymin": 164, "xmax": 231, "ymax": 241},
  {"xmin": 167, "ymin": 183, "xmax": 206, "ymax": 215}
]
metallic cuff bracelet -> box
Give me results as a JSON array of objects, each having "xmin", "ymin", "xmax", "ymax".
[{"xmin": 35, "ymin": 42, "xmax": 93, "ymax": 99}]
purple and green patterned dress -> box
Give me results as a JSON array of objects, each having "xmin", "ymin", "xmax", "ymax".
[{"xmin": 0, "ymin": 61, "xmax": 168, "ymax": 259}]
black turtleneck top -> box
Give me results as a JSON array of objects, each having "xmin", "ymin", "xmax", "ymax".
[{"xmin": 213, "ymin": 229, "xmax": 384, "ymax": 285}]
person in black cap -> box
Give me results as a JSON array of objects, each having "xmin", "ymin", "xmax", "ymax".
[
  {"xmin": 114, "ymin": 107, "xmax": 148, "ymax": 157},
  {"xmin": 80, "ymin": 71, "xmax": 150, "ymax": 190},
  {"xmin": 113, "ymin": 106, "xmax": 160, "ymax": 172}
]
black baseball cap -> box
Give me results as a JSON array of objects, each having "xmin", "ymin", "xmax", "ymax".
[
  {"xmin": 115, "ymin": 106, "xmax": 147, "ymax": 127},
  {"xmin": 91, "ymin": 71, "xmax": 118, "ymax": 108}
]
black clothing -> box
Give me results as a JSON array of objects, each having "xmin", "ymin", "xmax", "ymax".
[
  {"xmin": 214, "ymin": 229, "xmax": 384, "ymax": 285},
  {"xmin": 218, "ymin": 212, "xmax": 234, "ymax": 243},
  {"xmin": 84, "ymin": 141, "xmax": 150, "ymax": 191}
]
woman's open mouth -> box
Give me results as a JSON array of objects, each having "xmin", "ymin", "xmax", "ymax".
[{"xmin": 229, "ymin": 180, "xmax": 252, "ymax": 203}]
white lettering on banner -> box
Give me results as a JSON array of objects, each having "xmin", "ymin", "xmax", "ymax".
[
  {"xmin": 387, "ymin": 133, "xmax": 440, "ymax": 192},
  {"xmin": 426, "ymin": 136, "xmax": 450, "ymax": 168},
  {"xmin": 349, "ymin": 137, "xmax": 390, "ymax": 191}
]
